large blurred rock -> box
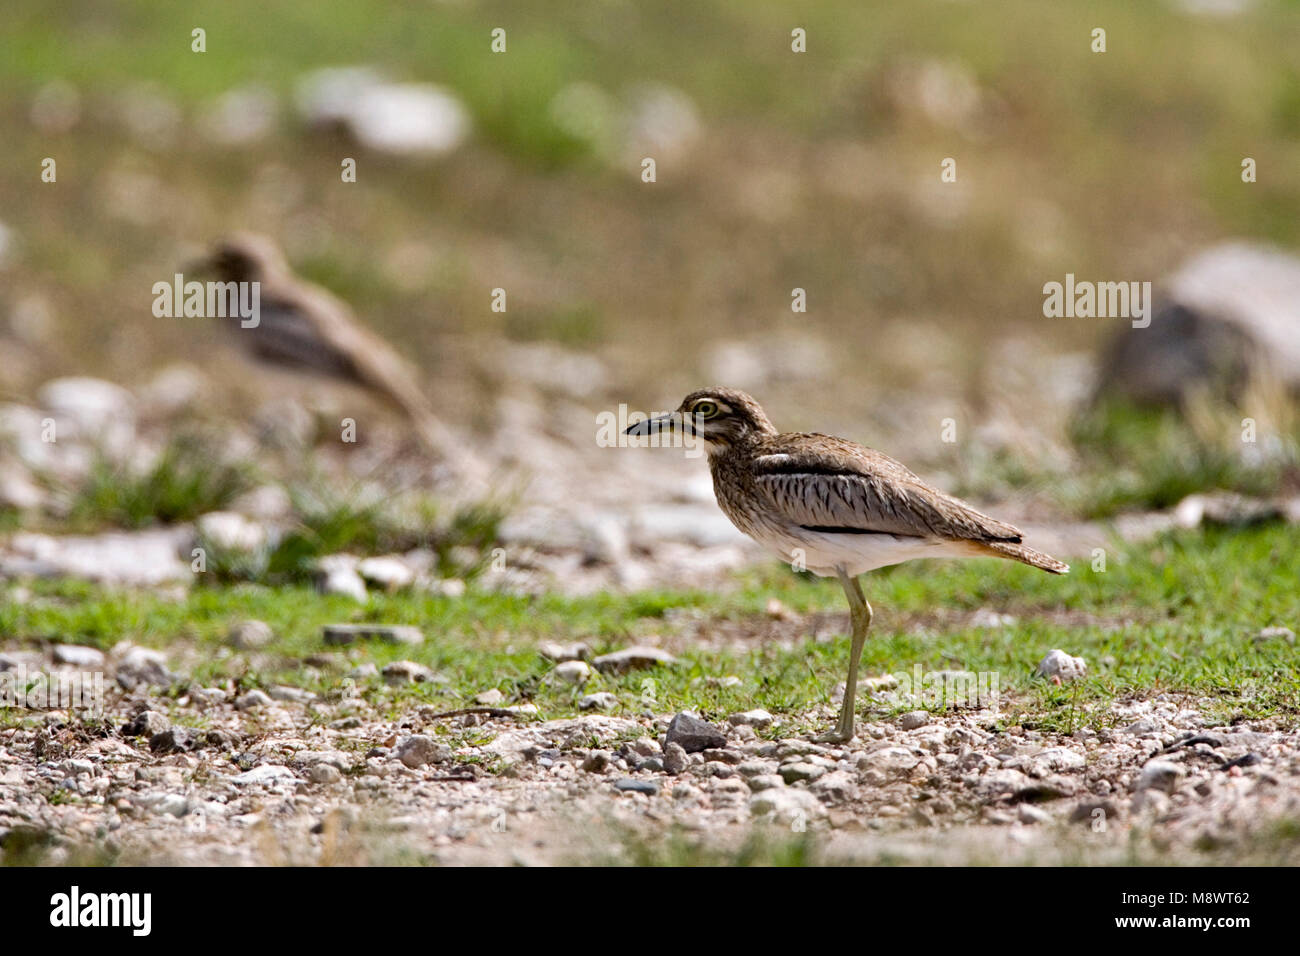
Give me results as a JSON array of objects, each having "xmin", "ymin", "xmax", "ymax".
[
  {"xmin": 1, "ymin": 378, "xmax": 135, "ymax": 480},
  {"xmin": 196, "ymin": 511, "xmax": 268, "ymax": 553},
  {"xmin": 37, "ymin": 377, "xmax": 136, "ymax": 457},
  {"xmin": 294, "ymin": 66, "xmax": 382, "ymax": 125},
  {"xmin": 0, "ymin": 404, "xmax": 61, "ymax": 472},
  {"xmin": 1095, "ymin": 242, "xmax": 1300, "ymax": 407},
  {"xmin": 295, "ymin": 67, "xmax": 469, "ymax": 156},
  {"xmin": 0, "ymin": 528, "xmax": 191, "ymax": 585},
  {"xmin": 0, "ymin": 459, "xmax": 44, "ymax": 511}
]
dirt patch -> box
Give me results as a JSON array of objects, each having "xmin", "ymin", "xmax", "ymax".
[{"xmin": 2, "ymin": 665, "xmax": 1296, "ymax": 865}]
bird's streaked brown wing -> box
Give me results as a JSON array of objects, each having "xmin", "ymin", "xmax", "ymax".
[
  {"xmin": 310, "ymin": 292, "xmax": 483, "ymax": 471},
  {"xmin": 241, "ymin": 295, "xmax": 358, "ymax": 378},
  {"xmin": 750, "ymin": 434, "xmax": 1023, "ymax": 542},
  {"xmin": 225, "ymin": 260, "xmax": 481, "ymax": 474},
  {"xmin": 290, "ymin": 286, "xmax": 422, "ymax": 397}
]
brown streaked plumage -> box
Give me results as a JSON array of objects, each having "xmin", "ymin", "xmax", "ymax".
[
  {"xmin": 626, "ymin": 386, "xmax": 1067, "ymax": 742},
  {"xmin": 198, "ymin": 233, "xmax": 480, "ymax": 475}
]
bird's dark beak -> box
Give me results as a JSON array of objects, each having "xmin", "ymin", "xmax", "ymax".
[
  {"xmin": 626, "ymin": 411, "xmax": 702, "ymax": 440},
  {"xmin": 625, "ymin": 412, "xmax": 677, "ymax": 437}
]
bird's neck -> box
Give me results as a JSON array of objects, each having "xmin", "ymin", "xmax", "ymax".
[{"xmin": 705, "ymin": 433, "xmax": 758, "ymax": 464}]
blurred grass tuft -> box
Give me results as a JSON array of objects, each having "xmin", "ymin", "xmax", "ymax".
[{"xmin": 64, "ymin": 433, "xmax": 254, "ymax": 529}]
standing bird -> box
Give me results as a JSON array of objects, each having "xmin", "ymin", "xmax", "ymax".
[
  {"xmin": 625, "ymin": 387, "xmax": 1068, "ymax": 742},
  {"xmin": 196, "ymin": 233, "xmax": 482, "ymax": 477}
]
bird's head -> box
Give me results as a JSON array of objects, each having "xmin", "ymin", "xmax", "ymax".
[
  {"xmin": 625, "ymin": 386, "xmax": 777, "ymax": 452},
  {"xmin": 199, "ymin": 233, "xmax": 290, "ymax": 284}
]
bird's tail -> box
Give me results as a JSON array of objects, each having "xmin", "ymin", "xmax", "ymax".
[
  {"xmin": 980, "ymin": 540, "xmax": 1069, "ymax": 574},
  {"xmin": 408, "ymin": 405, "xmax": 494, "ymax": 485},
  {"xmin": 375, "ymin": 376, "xmax": 494, "ymax": 487}
]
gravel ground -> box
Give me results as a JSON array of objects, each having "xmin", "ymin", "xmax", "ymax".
[{"xmin": 2, "ymin": 641, "xmax": 1297, "ymax": 865}]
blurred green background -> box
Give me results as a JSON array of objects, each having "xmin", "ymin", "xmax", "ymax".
[{"xmin": 2, "ymin": 0, "xmax": 1299, "ymax": 514}]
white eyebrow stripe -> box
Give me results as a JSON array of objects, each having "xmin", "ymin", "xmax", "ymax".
[{"xmin": 753, "ymin": 454, "xmax": 792, "ymax": 465}]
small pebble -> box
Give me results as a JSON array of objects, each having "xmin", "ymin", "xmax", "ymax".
[
  {"xmin": 1135, "ymin": 760, "xmax": 1183, "ymax": 794},
  {"xmin": 1035, "ymin": 649, "xmax": 1087, "ymax": 681},
  {"xmin": 664, "ymin": 712, "xmax": 727, "ymax": 753},
  {"xmin": 393, "ymin": 735, "xmax": 451, "ymax": 768},
  {"xmin": 899, "ymin": 711, "xmax": 930, "ymax": 731}
]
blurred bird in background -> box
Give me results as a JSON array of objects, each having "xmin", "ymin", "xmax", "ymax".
[{"xmin": 195, "ymin": 233, "xmax": 486, "ymax": 482}]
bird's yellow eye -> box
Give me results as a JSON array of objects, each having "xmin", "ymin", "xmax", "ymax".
[{"xmin": 692, "ymin": 400, "xmax": 719, "ymax": 419}]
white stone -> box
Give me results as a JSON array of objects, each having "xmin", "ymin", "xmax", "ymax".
[
  {"xmin": 552, "ymin": 660, "xmax": 592, "ymax": 686},
  {"xmin": 539, "ymin": 641, "xmax": 591, "ymax": 662},
  {"xmin": 37, "ymin": 377, "xmax": 136, "ymax": 455},
  {"xmin": 197, "ymin": 511, "xmax": 268, "ymax": 553},
  {"xmin": 1135, "ymin": 760, "xmax": 1184, "ymax": 794},
  {"xmin": 1035, "ymin": 649, "xmax": 1087, "ymax": 681},
  {"xmin": 51, "ymin": 644, "xmax": 105, "ymax": 668},
  {"xmin": 269, "ymin": 685, "xmax": 316, "ymax": 704},
  {"xmin": 357, "ymin": 555, "xmax": 415, "ymax": 591},
  {"xmin": 309, "ymin": 764, "xmax": 342, "ymax": 785},
  {"xmin": 1, "ymin": 528, "xmax": 191, "ymax": 585},
  {"xmin": 235, "ymin": 689, "xmax": 272, "ymax": 710},
  {"xmin": 591, "ymin": 646, "xmax": 678, "ymax": 674},
  {"xmin": 1029, "ymin": 747, "xmax": 1087, "ymax": 773},
  {"xmin": 0, "ymin": 464, "xmax": 44, "ymax": 510},
  {"xmin": 228, "ymin": 619, "xmax": 274, "ymax": 649},
  {"xmin": 350, "ymin": 82, "xmax": 470, "ymax": 155},
  {"xmin": 394, "ymin": 735, "xmax": 451, "ymax": 768},
  {"xmin": 231, "ymin": 765, "xmax": 297, "ymax": 786},
  {"xmin": 382, "ymin": 661, "xmax": 435, "ymax": 684},
  {"xmin": 317, "ymin": 568, "xmax": 367, "ymax": 603},
  {"xmin": 749, "ymin": 787, "xmax": 825, "ymax": 822},
  {"xmin": 727, "ymin": 709, "xmax": 774, "ymax": 729}
]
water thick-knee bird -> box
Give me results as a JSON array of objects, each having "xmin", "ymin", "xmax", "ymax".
[
  {"xmin": 195, "ymin": 233, "xmax": 484, "ymax": 479},
  {"xmin": 625, "ymin": 387, "xmax": 1068, "ymax": 742}
]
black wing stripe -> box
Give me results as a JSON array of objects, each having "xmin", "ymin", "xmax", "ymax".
[
  {"xmin": 799, "ymin": 524, "xmax": 907, "ymax": 537},
  {"xmin": 755, "ymin": 462, "xmax": 861, "ymax": 477}
]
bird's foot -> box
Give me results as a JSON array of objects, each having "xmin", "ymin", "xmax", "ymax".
[{"xmin": 814, "ymin": 727, "xmax": 855, "ymax": 745}]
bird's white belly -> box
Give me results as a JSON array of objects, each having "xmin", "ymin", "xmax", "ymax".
[{"xmin": 754, "ymin": 527, "xmax": 972, "ymax": 577}]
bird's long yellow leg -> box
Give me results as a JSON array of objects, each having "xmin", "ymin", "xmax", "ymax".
[{"xmin": 816, "ymin": 567, "xmax": 873, "ymax": 743}]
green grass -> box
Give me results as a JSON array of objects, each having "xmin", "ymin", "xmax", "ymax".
[
  {"xmin": 4, "ymin": 523, "xmax": 1297, "ymax": 733},
  {"xmin": 949, "ymin": 397, "xmax": 1300, "ymax": 520},
  {"xmin": 197, "ymin": 486, "xmax": 505, "ymax": 585},
  {"xmin": 1061, "ymin": 401, "xmax": 1300, "ymax": 518},
  {"xmin": 41, "ymin": 452, "xmax": 507, "ymax": 585},
  {"xmin": 63, "ymin": 433, "xmax": 255, "ymax": 530}
]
